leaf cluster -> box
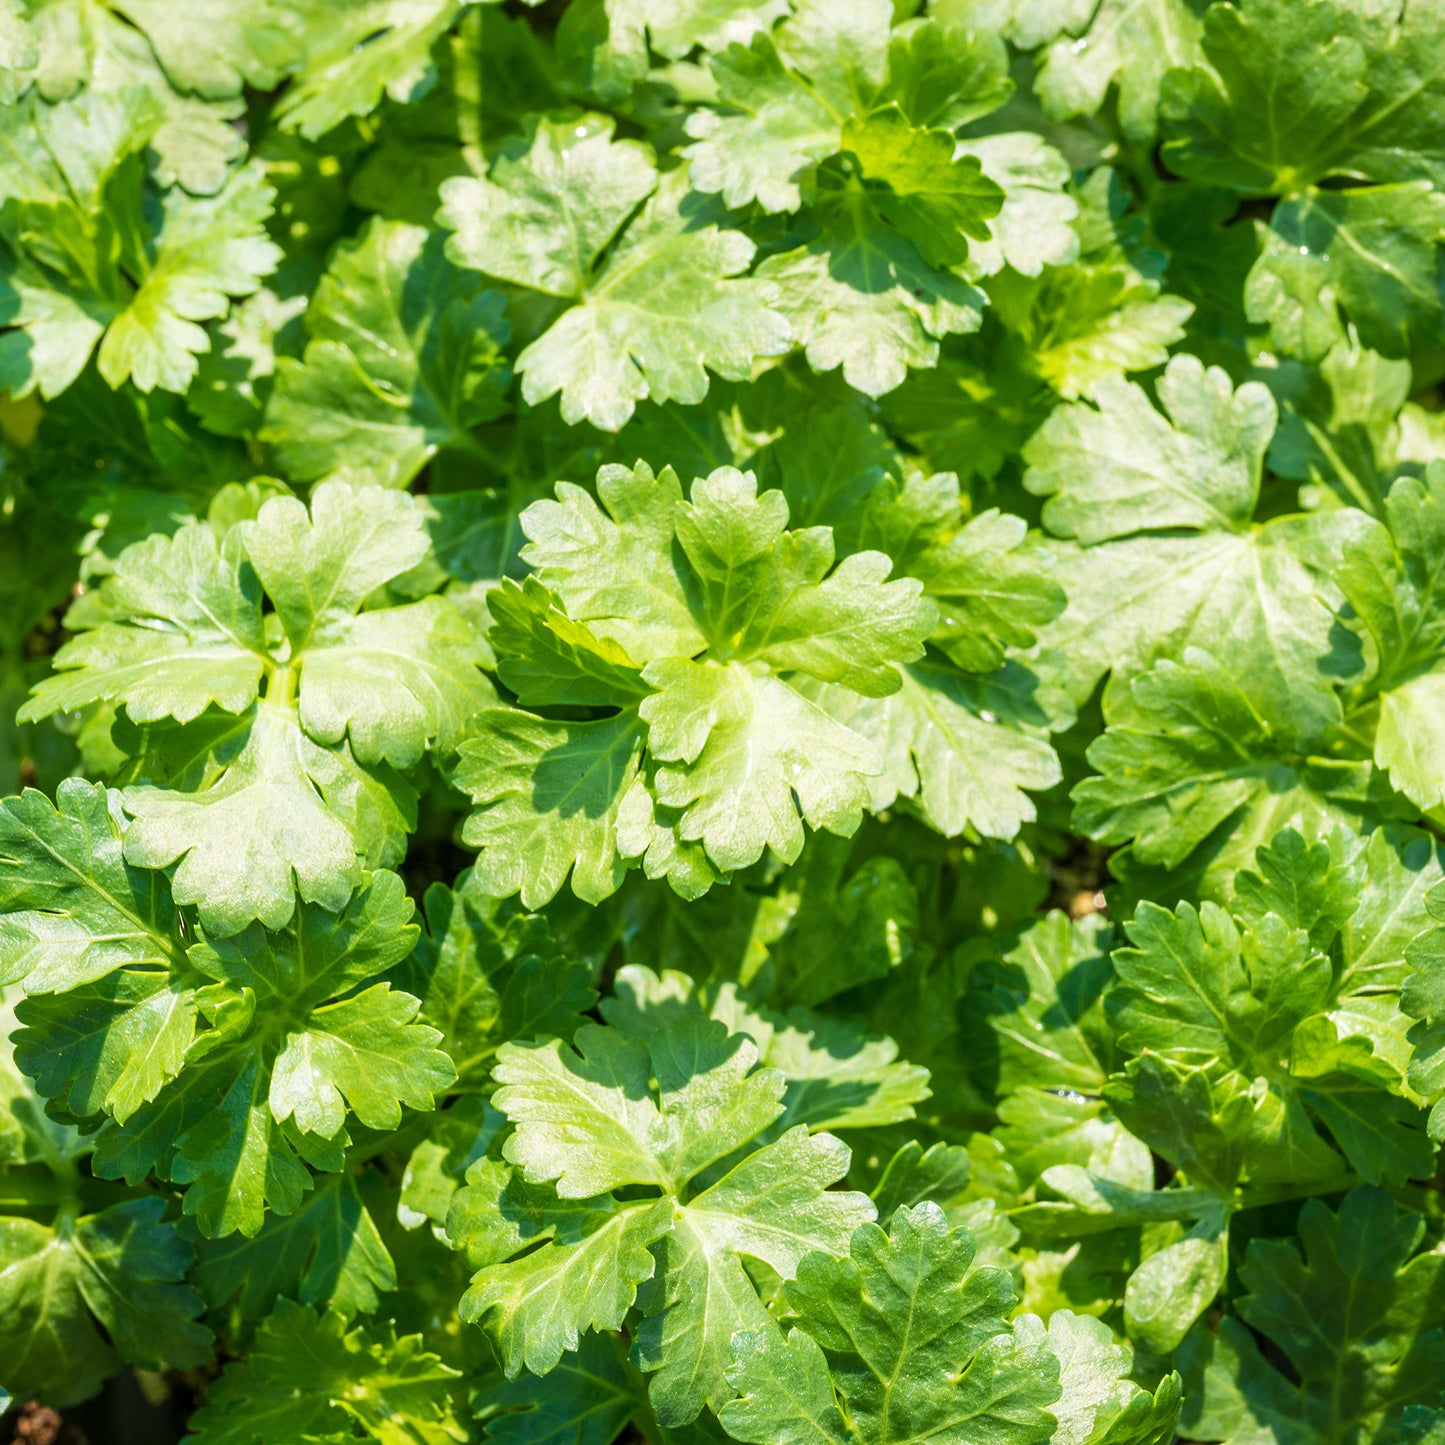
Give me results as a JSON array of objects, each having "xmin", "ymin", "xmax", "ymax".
[{"xmin": 5, "ymin": 2, "xmax": 1445, "ymax": 1442}]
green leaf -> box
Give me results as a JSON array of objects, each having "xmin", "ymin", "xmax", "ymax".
[
  {"xmin": 1072, "ymin": 648, "xmax": 1375, "ymax": 888},
  {"xmin": 1245, "ymin": 184, "xmax": 1445, "ymax": 362},
  {"xmin": 683, "ymin": 0, "xmax": 1009, "ymax": 215},
  {"xmin": 185, "ymin": 1300, "xmax": 467, "ymax": 1445},
  {"xmin": 454, "ymin": 1161, "xmax": 675, "ymax": 1379},
  {"xmin": 959, "ymin": 133, "xmax": 1080, "ymax": 278},
  {"xmin": 461, "ymin": 461, "xmax": 935, "ymax": 901},
  {"xmin": 186, "ymin": 1170, "xmax": 395, "ymax": 1322},
  {"xmin": 19, "ymin": 871, "xmax": 451, "ymax": 1238},
  {"xmin": 476, "ymin": 1332, "xmax": 641, "ymax": 1445},
  {"xmin": 866, "ymin": 485, "xmax": 1066, "ymax": 673},
  {"xmin": 0, "ymin": 1194, "xmax": 212, "ymax": 1407},
  {"xmin": 450, "ymin": 1013, "xmax": 874, "ymax": 1426},
  {"xmin": 965, "ymin": 911, "xmax": 1118, "ymax": 1096},
  {"xmin": 838, "ymin": 107, "xmax": 1002, "ymax": 269},
  {"xmin": 1098, "ymin": 827, "xmax": 1434, "ymax": 1186},
  {"xmin": 986, "ymin": 252, "xmax": 1193, "ymax": 403},
  {"xmin": 0, "ymin": 779, "xmax": 185, "ymax": 996},
  {"xmin": 632, "ymin": 1124, "xmax": 871, "ymax": 1425},
  {"xmin": 1034, "ymin": 0, "xmax": 1206, "ymax": 144},
  {"xmin": 492, "ymin": 1017, "xmax": 785, "ymax": 1197},
  {"xmin": 270, "ymin": 0, "xmax": 464, "ymax": 141},
  {"xmin": 1160, "ymin": 0, "xmax": 1445, "ymax": 195},
  {"xmin": 720, "ymin": 1203, "xmax": 1061, "ymax": 1445},
  {"xmin": 1023, "ymin": 355, "xmax": 1274, "ymax": 544},
  {"xmin": 1029, "ymin": 511, "xmax": 1353, "ymax": 734},
  {"xmin": 490, "ymin": 578, "xmax": 653, "ymax": 709},
  {"xmin": 234, "ymin": 473, "xmax": 494, "ymax": 744},
  {"xmin": 1110, "ymin": 901, "xmax": 1330, "ymax": 1069},
  {"xmin": 642, "ymin": 657, "xmax": 882, "ymax": 874},
  {"xmin": 441, "ymin": 123, "xmax": 788, "ymax": 430},
  {"xmin": 264, "ymin": 218, "xmax": 510, "ymax": 488},
  {"xmin": 1181, "ymin": 1189, "xmax": 1445, "ymax": 1444},
  {"xmin": 2, "ymin": 2, "xmax": 249, "ymax": 192},
  {"xmin": 1403, "ymin": 882, "xmax": 1445, "ymax": 1138},
  {"xmin": 388, "ymin": 870, "xmax": 597, "ymax": 1093},
  {"xmin": 20, "ymin": 522, "xmax": 266, "ymax": 726},
  {"xmin": 107, "ymin": 0, "xmax": 301, "ymax": 97}
]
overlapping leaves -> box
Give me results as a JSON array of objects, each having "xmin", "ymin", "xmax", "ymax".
[
  {"xmin": 448, "ymin": 1010, "xmax": 877, "ymax": 1426},
  {"xmin": 0, "ymin": 781, "xmax": 454, "ymax": 1237},
  {"xmin": 457, "ymin": 459, "xmax": 935, "ymax": 904},
  {"xmin": 21, "ymin": 480, "xmax": 492, "ymax": 933}
]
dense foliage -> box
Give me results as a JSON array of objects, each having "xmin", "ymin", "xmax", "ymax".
[{"xmin": 4, "ymin": 1, "xmax": 1445, "ymax": 1441}]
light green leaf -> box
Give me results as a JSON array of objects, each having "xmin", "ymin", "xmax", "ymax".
[
  {"xmin": 819, "ymin": 661, "xmax": 1061, "ymax": 839},
  {"xmin": 0, "ymin": 90, "xmax": 277, "ymax": 395},
  {"xmin": 1024, "ymin": 355, "xmax": 1274, "ymax": 544},
  {"xmin": 1034, "ymin": 0, "xmax": 1206, "ymax": 144},
  {"xmin": 1032, "ymin": 1309, "xmax": 1181, "ymax": 1445},
  {"xmin": 20, "ymin": 523, "xmax": 266, "ymax": 727},
  {"xmin": 442, "ymin": 127, "xmax": 788, "ymax": 430},
  {"xmin": 108, "ymin": 0, "xmax": 301, "ymax": 97},
  {"xmin": 493, "ymin": 1016, "xmax": 784, "ymax": 1198},
  {"xmin": 1123, "ymin": 1215, "xmax": 1229, "ymax": 1354},
  {"xmin": 270, "ymin": 0, "xmax": 464, "ymax": 141},
  {"xmin": 601, "ymin": 963, "xmax": 930, "ymax": 1132},
  {"xmin": 239, "ymin": 481, "xmax": 430, "ymax": 647},
  {"xmin": 643, "ymin": 659, "xmax": 881, "ymax": 873},
  {"xmin": 1337, "ymin": 468, "xmax": 1445, "ymax": 810},
  {"xmin": 959, "ymin": 133, "xmax": 1080, "ymax": 278},
  {"xmin": 987, "ymin": 262, "xmax": 1193, "ymax": 402},
  {"xmin": 757, "ymin": 176, "xmax": 987, "ymax": 397},
  {"xmin": 1072, "ymin": 648, "xmax": 1370, "ymax": 881},
  {"xmin": 457, "ymin": 709, "xmax": 646, "ymax": 909},
  {"xmin": 438, "ymin": 114, "xmax": 656, "ymax": 297},
  {"xmin": 121, "ymin": 702, "xmax": 413, "ymax": 936},
  {"xmin": 464, "ymin": 461, "xmax": 933, "ymax": 897},
  {"xmin": 636, "ymin": 1126, "xmax": 873, "ymax": 1425},
  {"xmin": 96, "ymin": 160, "xmax": 283, "ymax": 394},
  {"xmin": 456, "ymin": 1165, "xmax": 674, "ymax": 1380}
]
